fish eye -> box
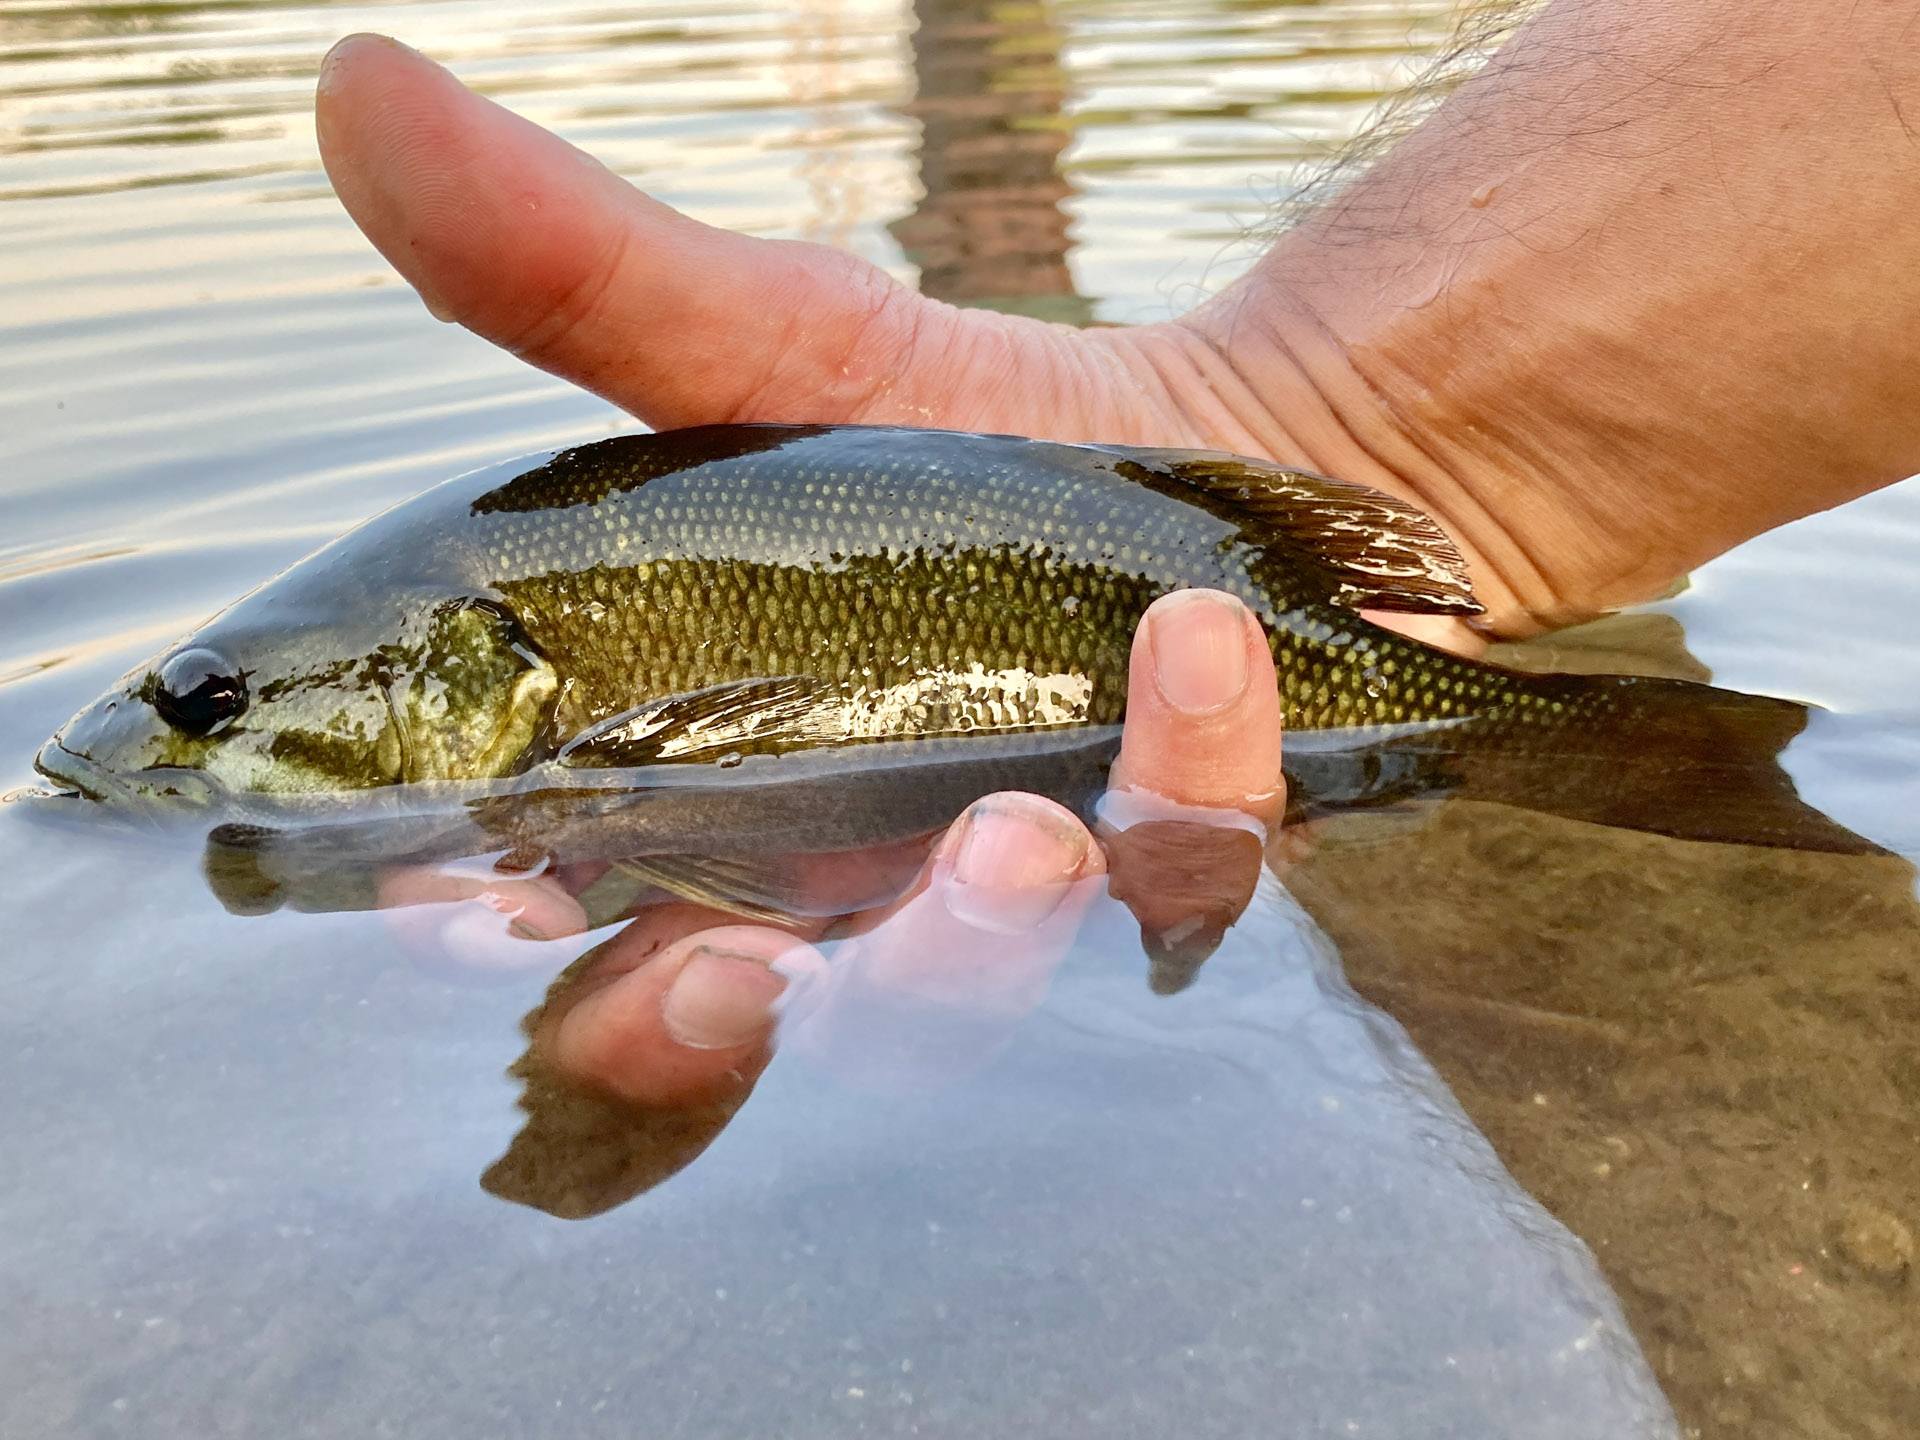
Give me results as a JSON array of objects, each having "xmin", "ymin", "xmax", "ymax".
[{"xmin": 153, "ymin": 648, "xmax": 249, "ymax": 737}]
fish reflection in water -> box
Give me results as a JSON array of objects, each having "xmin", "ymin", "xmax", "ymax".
[
  {"xmin": 1274, "ymin": 615, "xmax": 1920, "ymax": 1440},
  {"xmin": 8, "ymin": 803, "xmax": 1708, "ymax": 1437}
]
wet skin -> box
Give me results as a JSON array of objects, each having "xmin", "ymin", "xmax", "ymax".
[{"xmin": 317, "ymin": 12, "xmax": 1920, "ymax": 645}]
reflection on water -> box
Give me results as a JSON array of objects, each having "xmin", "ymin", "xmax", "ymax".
[
  {"xmin": 1289, "ymin": 802, "xmax": 1920, "ymax": 1437},
  {"xmin": 891, "ymin": 0, "xmax": 1090, "ymax": 320},
  {"xmin": 0, "ymin": 809, "xmax": 1680, "ymax": 1437},
  {"xmin": 1282, "ymin": 622, "xmax": 1920, "ymax": 1438},
  {"xmin": 4, "ymin": 2, "xmax": 1920, "ymax": 1439},
  {"xmin": 466, "ymin": 804, "xmax": 1252, "ymax": 1219}
]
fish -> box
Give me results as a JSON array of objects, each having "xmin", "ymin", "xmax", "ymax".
[{"xmin": 31, "ymin": 423, "xmax": 1875, "ymax": 918}]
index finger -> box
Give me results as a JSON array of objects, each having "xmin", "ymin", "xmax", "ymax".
[{"xmin": 1106, "ymin": 589, "xmax": 1285, "ymax": 822}]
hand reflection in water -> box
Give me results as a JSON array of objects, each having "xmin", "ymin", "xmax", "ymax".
[{"xmin": 375, "ymin": 590, "xmax": 1282, "ymax": 1209}]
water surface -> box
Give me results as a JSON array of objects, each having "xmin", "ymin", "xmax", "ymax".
[{"xmin": 4, "ymin": 3, "xmax": 1919, "ymax": 1437}]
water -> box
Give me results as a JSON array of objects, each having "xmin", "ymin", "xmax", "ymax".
[{"xmin": 3, "ymin": 3, "xmax": 1918, "ymax": 1437}]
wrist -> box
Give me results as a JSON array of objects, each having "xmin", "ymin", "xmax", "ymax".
[{"xmin": 1121, "ymin": 0, "xmax": 1920, "ymax": 641}]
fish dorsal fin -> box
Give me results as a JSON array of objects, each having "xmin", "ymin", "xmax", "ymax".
[
  {"xmin": 1108, "ymin": 450, "xmax": 1482, "ymax": 615},
  {"xmin": 556, "ymin": 676, "xmax": 833, "ymax": 768}
]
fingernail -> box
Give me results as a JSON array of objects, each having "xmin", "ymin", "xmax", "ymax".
[
  {"xmin": 662, "ymin": 946, "xmax": 787, "ymax": 1049},
  {"xmin": 944, "ymin": 799, "xmax": 1089, "ymax": 932},
  {"xmin": 318, "ymin": 34, "xmax": 421, "ymax": 97},
  {"xmin": 418, "ymin": 286, "xmax": 460, "ymax": 323},
  {"xmin": 952, "ymin": 799, "xmax": 1089, "ymax": 888},
  {"xmin": 1147, "ymin": 590, "xmax": 1250, "ymax": 714},
  {"xmin": 317, "ymin": 43, "xmax": 348, "ymax": 97}
]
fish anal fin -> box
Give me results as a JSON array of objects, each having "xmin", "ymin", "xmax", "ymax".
[
  {"xmin": 1109, "ymin": 452, "xmax": 1482, "ymax": 616},
  {"xmin": 609, "ymin": 853, "xmax": 811, "ymax": 923},
  {"xmin": 557, "ymin": 676, "xmax": 832, "ymax": 768}
]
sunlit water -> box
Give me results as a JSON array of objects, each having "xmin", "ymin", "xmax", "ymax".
[{"xmin": 3, "ymin": 3, "xmax": 1919, "ymax": 1437}]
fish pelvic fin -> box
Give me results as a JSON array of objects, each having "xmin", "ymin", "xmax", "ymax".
[{"xmin": 1106, "ymin": 449, "xmax": 1482, "ymax": 615}]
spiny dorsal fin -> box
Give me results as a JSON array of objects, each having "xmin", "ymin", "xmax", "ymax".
[{"xmin": 1107, "ymin": 449, "xmax": 1482, "ymax": 615}]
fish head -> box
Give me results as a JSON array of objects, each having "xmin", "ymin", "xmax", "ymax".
[{"xmin": 36, "ymin": 581, "xmax": 559, "ymax": 806}]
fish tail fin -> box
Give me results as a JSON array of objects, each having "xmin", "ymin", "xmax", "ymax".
[{"xmin": 1452, "ymin": 677, "xmax": 1882, "ymax": 855}]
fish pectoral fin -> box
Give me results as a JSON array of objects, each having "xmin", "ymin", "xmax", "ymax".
[
  {"xmin": 201, "ymin": 823, "xmax": 286, "ymax": 916},
  {"xmin": 556, "ymin": 675, "xmax": 835, "ymax": 768},
  {"xmin": 1109, "ymin": 450, "xmax": 1482, "ymax": 615}
]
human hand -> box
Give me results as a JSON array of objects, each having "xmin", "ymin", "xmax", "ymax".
[
  {"xmin": 381, "ymin": 588, "xmax": 1284, "ymax": 1107},
  {"xmin": 318, "ymin": 12, "xmax": 1920, "ymax": 648},
  {"xmin": 313, "ymin": 32, "xmax": 1503, "ymax": 651}
]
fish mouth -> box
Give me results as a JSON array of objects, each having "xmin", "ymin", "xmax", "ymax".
[
  {"xmin": 32, "ymin": 740, "xmax": 121, "ymax": 802},
  {"xmin": 33, "ymin": 740, "xmax": 224, "ymax": 808}
]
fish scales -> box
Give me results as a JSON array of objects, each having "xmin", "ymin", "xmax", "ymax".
[
  {"xmin": 450, "ymin": 427, "xmax": 1528, "ymax": 741},
  {"xmin": 38, "ymin": 423, "xmax": 1873, "ymax": 863},
  {"xmin": 36, "ymin": 424, "xmax": 1612, "ymax": 784}
]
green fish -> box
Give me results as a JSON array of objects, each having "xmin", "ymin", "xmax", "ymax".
[{"xmin": 33, "ymin": 424, "xmax": 1871, "ymax": 916}]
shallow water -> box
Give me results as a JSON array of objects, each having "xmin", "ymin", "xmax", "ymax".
[{"xmin": 3, "ymin": 2, "xmax": 1919, "ymax": 1437}]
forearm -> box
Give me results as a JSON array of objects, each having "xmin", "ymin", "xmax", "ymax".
[{"xmin": 1180, "ymin": 0, "xmax": 1920, "ymax": 634}]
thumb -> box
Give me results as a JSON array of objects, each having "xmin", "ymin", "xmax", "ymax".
[{"xmin": 315, "ymin": 33, "xmax": 960, "ymax": 430}]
